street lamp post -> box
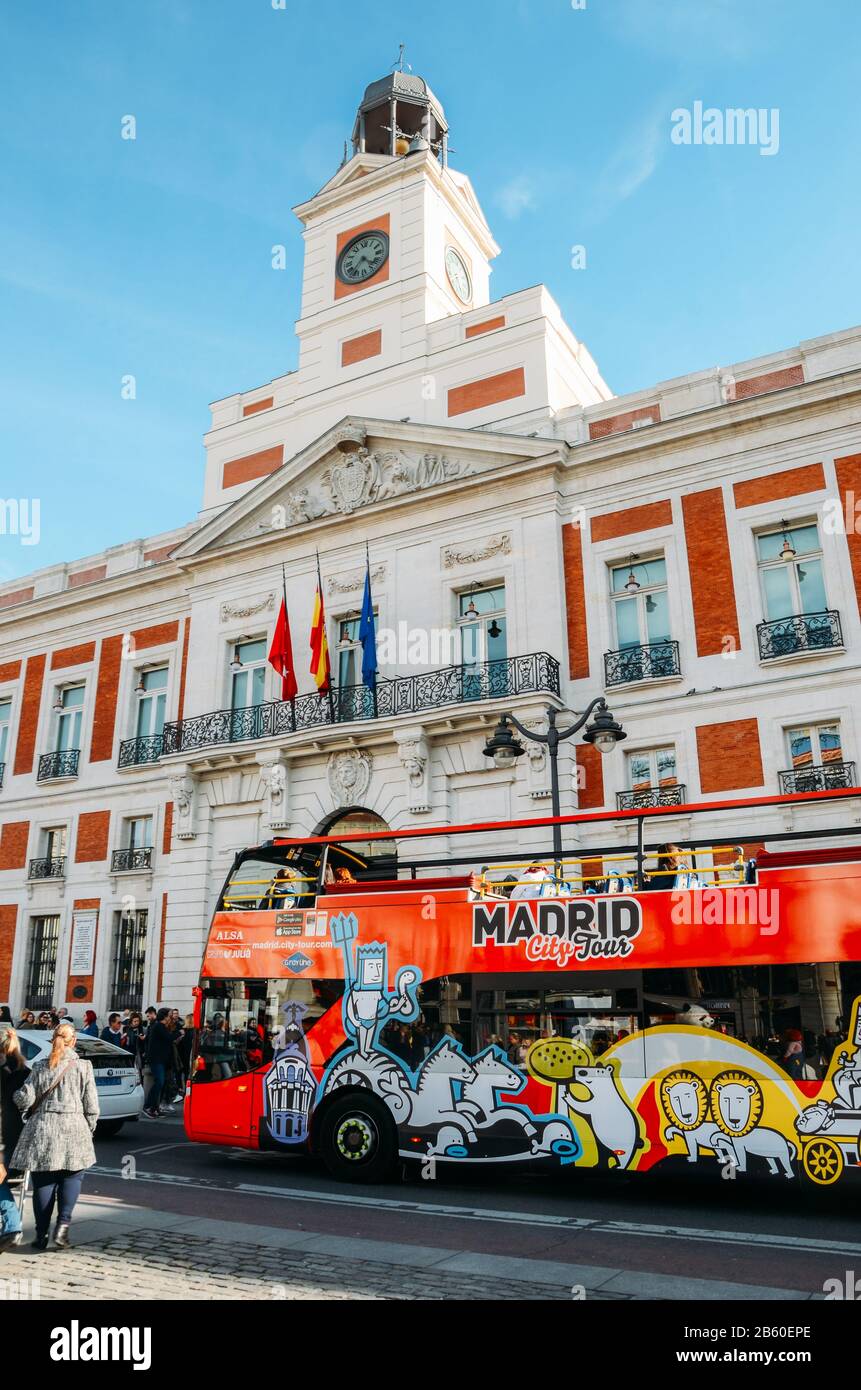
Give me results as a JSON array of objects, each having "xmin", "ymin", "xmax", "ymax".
[{"xmin": 482, "ymin": 698, "xmax": 626, "ymax": 876}]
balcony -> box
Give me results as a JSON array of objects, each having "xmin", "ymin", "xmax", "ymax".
[
  {"xmin": 163, "ymin": 651, "xmax": 561, "ymax": 757},
  {"xmin": 778, "ymin": 762, "xmax": 857, "ymax": 795},
  {"xmin": 757, "ymin": 610, "xmax": 843, "ymax": 661},
  {"xmin": 0, "ymin": 761, "xmax": 4, "ymax": 789},
  {"xmin": 118, "ymin": 734, "xmax": 164, "ymax": 769},
  {"xmin": 111, "ymin": 847, "xmax": 153, "ymax": 873},
  {"xmin": 37, "ymin": 749, "xmax": 80, "ymax": 782},
  {"xmin": 28, "ymin": 856, "xmax": 66, "ymax": 881},
  {"xmin": 604, "ymin": 641, "xmax": 681, "ymax": 688},
  {"xmin": 617, "ymin": 783, "xmax": 687, "ymax": 811}
]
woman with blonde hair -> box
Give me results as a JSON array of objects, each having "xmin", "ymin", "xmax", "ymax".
[{"xmin": 11, "ymin": 1020, "xmax": 99, "ymax": 1250}]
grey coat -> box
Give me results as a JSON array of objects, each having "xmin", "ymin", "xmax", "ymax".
[{"xmin": 10, "ymin": 1051, "xmax": 99, "ymax": 1173}]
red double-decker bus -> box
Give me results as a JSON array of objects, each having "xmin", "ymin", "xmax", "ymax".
[{"xmin": 184, "ymin": 789, "xmax": 861, "ymax": 1189}]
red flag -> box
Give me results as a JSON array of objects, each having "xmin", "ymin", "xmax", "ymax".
[
  {"xmin": 268, "ymin": 597, "xmax": 297, "ymax": 701},
  {"xmin": 309, "ymin": 581, "xmax": 331, "ymax": 695}
]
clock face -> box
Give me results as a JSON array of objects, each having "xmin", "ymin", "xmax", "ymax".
[
  {"xmin": 336, "ymin": 230, "xmax": 390, "ymax": 285},
  {"xmin": 445, "ymin": 246, "xmax": 472, "ymax": 303}
]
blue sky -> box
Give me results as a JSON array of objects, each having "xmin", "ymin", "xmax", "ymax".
[{"xmin": 2, "ymin": 0, "xmax": 860, "ymax": 580}]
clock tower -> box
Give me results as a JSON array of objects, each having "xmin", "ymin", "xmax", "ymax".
[{"xmin": 292, "ymin": 70, "xmax": 500, "ymax": 381}]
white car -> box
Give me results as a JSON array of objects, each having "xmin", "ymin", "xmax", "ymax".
[{"xmin": 9, "ymin": 1029, "xmax": 145, "ymax": 1137}]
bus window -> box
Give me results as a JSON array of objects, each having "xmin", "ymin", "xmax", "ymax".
[
  {"xmin": 475, "ymin": 983, "xmax": 644, "ymax": 1071},
  {"xmin": 379, "ymin": 975, "xmax": 472, "ymax": 1067},
  {"xmin": 196, "ymin": 978, "xmax": 343, "ymax": 1082},
  {"xmin": 221, "ymin": 855, "xmax": 318, "ymax": 910}
]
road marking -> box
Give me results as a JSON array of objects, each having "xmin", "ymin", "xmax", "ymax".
[
  {"xmin": 126, "ymin": 1142, "xmax": 186, "ymax": 1158},
  {"xmin": 90, "ymin": 1165, "xmax": 861, "ymax": 1258}
]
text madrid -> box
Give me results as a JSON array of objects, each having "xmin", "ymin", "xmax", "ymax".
[{"xmin": 472, "ymin": 898, "xmax": 643, "ymax": 964}]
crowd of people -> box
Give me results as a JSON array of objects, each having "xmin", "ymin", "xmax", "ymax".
[{"xmin": 3, "ymin": 1004, "xmax": 194, "ymax": 1119}]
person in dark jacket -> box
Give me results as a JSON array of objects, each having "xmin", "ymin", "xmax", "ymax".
[
  {"xmin": 79, "ymin": 1010, "xmax": 99, "ymax": 1038},
  {"xmin": 100, "ymin": 1013, "xmax": 126, "ymax": 1047},
  {"xmin": 143, "ymin": 1009, "xmax": 174, "ymax": 1117},
  {"xmin": 0, "ymin": 1028, "xmax": 31, "ymax": 1248}
]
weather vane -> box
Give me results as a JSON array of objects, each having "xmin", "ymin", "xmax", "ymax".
[{"xmin": 391, "ymin": 43, "xmax": 411, "ymax": 73}]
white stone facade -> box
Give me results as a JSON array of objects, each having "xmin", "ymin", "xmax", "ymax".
[{"xmin": 1, "ymin": 73, "xmax": 860, "ymax": 1016}]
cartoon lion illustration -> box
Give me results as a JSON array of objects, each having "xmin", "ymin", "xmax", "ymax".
[
  {"xmin": 659, "ymin": 1068, "xmax": 721, "ymax": 1163},
  {"xmin": 708, "ymin": 1069, "xmax": 795, "ymax": 1178}
]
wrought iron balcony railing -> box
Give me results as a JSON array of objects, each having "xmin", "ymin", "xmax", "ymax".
[
  {"xmin": 778, "ymin": 762, "xmax": 857, "ymax": 795},
  {"xmin": 118, "ymin": 734, "xmax": 165, "ymax": 768},
  {"xmin": 0, "ymin": 761, "xmax": 4, "ymax": 789},
  {"xmin": 163, "ymin": 651, "xmax": 561, "ymax": 757},
  {"xmin": 111, "ymin": 847, "xmax": 154, "ymax": 873},
  {"xmin": 36, "ymin": 749, "xmax": 80, "ymax": 782},
  {"xmin": 28, "ymin": 856, "xmax": 66, "ymax": 881},
  {"xmin": 758, "ymin": 610, "xmax": 843, "ymax": 661},
  {"xmin": 617, "ymin": 783, "xmax": 687, "ymax": 811},
  {"xmin": 604, "ymin": 641, "xmax": 681, "ymax": 688}
]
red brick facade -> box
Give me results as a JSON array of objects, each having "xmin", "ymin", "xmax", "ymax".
[
  {"xmin": 561, "ymin": 522, "xmax": 590, "ymax": 679},
  {"xmin": 588, "ymin": 405, "xmax": 660, "ymax": 440},
  {"xmin": 341, "ymin": 328, "xmax": 382, "ymax": 367},
  {"xmin": 131, "ymin": 621, "xmax": 180, "ymax": 650},
  {"xmin": 0, "ymin": 904, "xmax": 17, "ymax": 999},
  {"xmin": 90, "ymin": 635, "xmax": 124, "ymax": 763},
  {"xmin": 12, "ymin": 653, "xmax": 46, "ymax": 776},
  {"xmin": 733, "ymin": 462, "xmax": 826, "ymax": 509},
  {"xmin": 0, "ymin": 660, "xmax": 21, "ymax": 683},
  {"xmin": 576, "ymin": 744, "xmax": 605, "ymax": 809},
  {"xmin": 222, "ymin": 446, "xmax": 283, "ymax": 490},
  {"xmin": 50, "ymin": 642, "xmax": 96, "ymax": 670},
  {"xmin": 732, "ymin": 365, "xmax": 804, "ymax": 400},
  {"xmin": 163, "ymin": 802, "xmax": 173, "ymax": 856},
  {"xmin": 681, "ymin": 489, "xmax": 741, "ymax": 657},
  {"xmin": 0, "ymin": 822, "xmax": 29, "ymax": 871},
  {"xmin": 696, "ymin": 718, "xmax": 764, "ymax": 793},
  {"xmin": 75, "ymin": 810, "xmax": 111, "ymax": 863},
  {"xmin": 447, "ymin": 367, "xmax": 526, "ymax": 418},
  {"xmin": 835, "ymin": 452, "xmax": 861, "ymax": 618},
  {"xmin": 591, "ymin": 499, "xmax": 673, "ymax": 543}
]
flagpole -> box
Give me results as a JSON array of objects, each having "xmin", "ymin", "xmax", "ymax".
[
  {"xmin": 317, "ymin": 549, "xmax": 335, "ymax": 724},
  {"xmin": 282, "ymin": 563, "xmax": 296, "ymax": 733},
  {"xmin": 366, "ymin": 540, "xmax": 378, "ymax": 719}
]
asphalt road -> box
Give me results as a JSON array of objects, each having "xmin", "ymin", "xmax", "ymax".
[{"xmin": 85, "ymin": 1110, "xmax": 861, "ymax": 1300}]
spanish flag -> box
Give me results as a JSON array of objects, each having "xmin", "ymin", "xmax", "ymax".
[{"xmin": 309, "ymin": 557, "xmax": 331, "ymax": 695}]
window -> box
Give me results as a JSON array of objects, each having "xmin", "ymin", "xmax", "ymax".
[
  {"xmin": 195, "ymin": 978, "xmax": 344, "ymax": 1083},
  {"xmin": 627, "ymin": 748, "xmax": 678, "ymax": 790},
  {"xmin": 55, "ymin": 685, "xmax": 84, "ymax": 752},
  {"xmin": 779, "ymin": 722, "xmax": 853, "ymax": 792},
  {"xmin": 787, "ymin": 723, "xmax": 842, "ymax": 771},
  {"xmin": 230, "ymin": 639, "xmax": 267, "ymax": 711},
  {"xmin": 111, "ymin": 909, "xmax": 148, "ymax": 1012},
  {"xmin": 124, "ymin": 816, "xmax": 153, "ymax": 850},
  {"xmin": 336, "ymin": 613, "xmax": 376, "ymax": 720},
  {"xmin": 610, "ymin": 558, "xmax": 670, "ymax": 650},
  {"xmin": 0, "ymin": 696, "xmax": 11, "ymax": 770},
  {"xmin": 757, "ymin": 523, "xmax": 827, "ymax": 620},
  {"xmin": 135, "ymin": 667, "xmax": 167, "ymax": 737},
  {"xmin": 474, "ymin": 984, "xmax": 639, "ymax": 1061},
  {"xmin": 458, "ymin": 585, "xmax": 507, "ymax": 699},
  {"xmin": 43, "ymin": 826, "xmax": 67, "ymax": 861},
  {"xmin": 26, "ymin": 915, "xmax": 60, "ymax": 1010}
]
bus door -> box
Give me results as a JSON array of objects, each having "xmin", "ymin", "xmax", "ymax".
[{"xmin": 187, "ymin": 981, "xmax": 266, "ymax": 1144}]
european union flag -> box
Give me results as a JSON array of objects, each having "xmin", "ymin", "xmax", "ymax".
[{"xmin": 359, "ymin": 557, "xmax": 377, "ymax": 692}]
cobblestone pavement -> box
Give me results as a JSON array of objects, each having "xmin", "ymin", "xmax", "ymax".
[{"xmin": 1, "ymin": 1228, "xmax": 627, "ymax": 1301}]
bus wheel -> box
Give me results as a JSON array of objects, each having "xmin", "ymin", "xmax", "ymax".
[
  {"xmin": 318, "ymin": 1093, "xmax": 396, "ymax": 1184},
  {"xmin": 802, "ymin": 1137, "xmax": 844, "ymax": 1186}
]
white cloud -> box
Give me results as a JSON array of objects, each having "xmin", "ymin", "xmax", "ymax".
[
  {"xmin": 495, "ymin": 175, "xmax": 538, "ymax": 220},
  {"xmin": 589, "ymin": 110, "xmax": 664, "ymax": 222}
]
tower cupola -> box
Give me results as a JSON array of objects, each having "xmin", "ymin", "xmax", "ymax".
[{"xmin": 352, "ymin": 69, "xmax": 448, "ymax": 163}]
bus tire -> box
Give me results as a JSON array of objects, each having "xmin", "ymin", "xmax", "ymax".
[{"xmin": 317, "ymin": 1092, "xmax": 397, "ymax": 1184}]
